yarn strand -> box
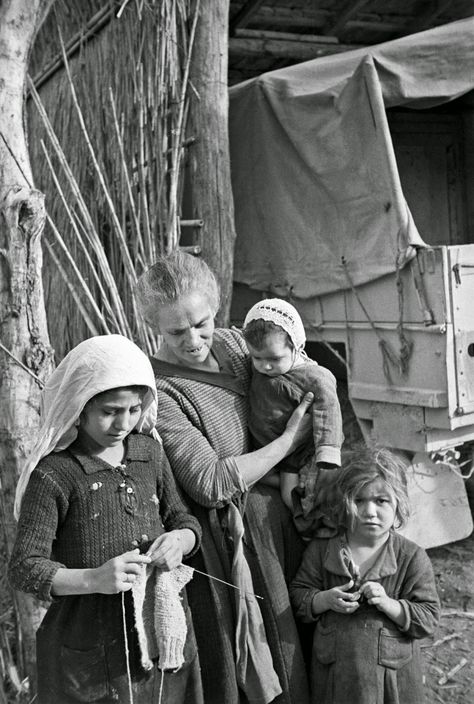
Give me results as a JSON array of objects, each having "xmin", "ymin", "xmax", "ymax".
[
  {"xmin": 186, "ymin": 565, "xmax": 263, "ymax": 600},
  {"xmin": 121, "ymin": 592, "xmax": 134, "ymax": 704},
  {"xmin": 158, "ymin": 669, "xmax": 165, "ymax": 704}
]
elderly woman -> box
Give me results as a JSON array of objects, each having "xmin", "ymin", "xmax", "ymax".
[{"xmin": 136, "ymin": 251, "xmax": 311, "ymax": 704}]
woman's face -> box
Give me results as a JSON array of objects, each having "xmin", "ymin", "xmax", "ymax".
[{"xmin": 156, "ymin": 291, "xmax": 216, "ymax": 367}]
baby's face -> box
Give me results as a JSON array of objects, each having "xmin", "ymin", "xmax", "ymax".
[{"xmin": 247, "ymin": 333, "xmax": 295, "ymax": 377}]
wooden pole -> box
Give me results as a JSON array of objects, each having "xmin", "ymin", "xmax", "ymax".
[
  {"xmin": 0, "ymin": 0, "xmax": 55, "ymax": 691},
  {"xmin": 324, "ymin": 0, "xmax": 371, "ymax": 36},
  {"xmin": 187, "ymin": 0, "xmax": 236, "ymax": 326},
  {"xmin": 229, "ymin": 0, "xmax": 266, "ymax": 35},
  {"xmin": 229, "ymin": 35, "xmax": 359, "ymax": 61}
]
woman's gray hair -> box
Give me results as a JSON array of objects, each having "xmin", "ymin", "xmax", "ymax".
[{"xmin": 136, "ymin": 250, "xmax": 220, "ymax": 327}]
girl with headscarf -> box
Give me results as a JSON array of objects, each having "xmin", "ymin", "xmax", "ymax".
[{"xmin": 9, "ymin": 334, "xmax": 203, "ymax": 704}]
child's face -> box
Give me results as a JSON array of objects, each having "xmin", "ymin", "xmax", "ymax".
[
  {"xmin": 349, "ymin": 479, "xmax": 396, "ymax": 541},
  {"xmin": 247, "ymin": 333, "xmax": 295, "ymax": 377},
  {"xmin": 78, "ymin": 388, "xmax": 143, "ymax": 452}
]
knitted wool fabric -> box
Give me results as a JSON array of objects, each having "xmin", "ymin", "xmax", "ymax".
[
  {"xmin": 132, "ymin": 563, "xmax": 194, "ymax": 671},
  {"xmin": 243, "ymin": 298, "xmax": 306, "ymax": 349}
]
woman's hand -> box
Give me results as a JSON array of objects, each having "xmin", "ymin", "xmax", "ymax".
[
  {"xmin": 283, "ymin": 392, "xmax": 314, "ymax": 456},
  {"xmin": 146, "ymin": 529, "xmax": 196, "ymax": 570},
  {"xmin": 234, "ymin": 392, "xmax": 316, "ymax": 485},
  {"xmin": 312, "ymin": 580, "xmax": 360, "ymax": 615},
  {"xmin": 87, "ymin": 549, "xmax": 151, "ymax": 594}
]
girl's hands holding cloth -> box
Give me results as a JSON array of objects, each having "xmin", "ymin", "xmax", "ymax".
[
  {"xmin": 311, "ymin": 579, "xmax": 407, "ymax": 629},
  {"xmin": 312, "ymin": 579, "xmax": 361, "ymax": 616},
  {"xmin": 359, "ymin": 581, "xmax": 407, "ymax": 628},
  {"xmin": 360, "ymin": 580, "xmax": 389, "ymax": 608}
]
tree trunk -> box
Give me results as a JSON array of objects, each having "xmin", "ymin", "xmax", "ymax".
[
  {"xmin": 0, "ymin": 0, "xmax": 55, "ymax": 692},
  {"xmin": 188, "ymin": 0, "xmax": 236, "ymax": 326}
]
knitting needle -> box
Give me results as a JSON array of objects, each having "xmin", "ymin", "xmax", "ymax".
[{"xmin": 187, "ymin": 566, "xmax": 264, "ymax": 600}]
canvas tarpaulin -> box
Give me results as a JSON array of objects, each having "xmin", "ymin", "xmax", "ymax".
[{"xmin": 229, "ymin": 18, "xmax": 474, "ymax": 299}]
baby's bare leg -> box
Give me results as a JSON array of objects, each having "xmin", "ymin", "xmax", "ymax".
[
  {"xmin": 280, "ymin": 471, "xmax": 299, "ymax": 510},
  {"xmin": 259, "ymin": 467, "xmax": 281, "ymax": 489}
]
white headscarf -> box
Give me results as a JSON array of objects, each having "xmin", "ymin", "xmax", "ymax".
[{"xmin": 14, "ymin": 334, "xmax": 159, "ymax": 519}]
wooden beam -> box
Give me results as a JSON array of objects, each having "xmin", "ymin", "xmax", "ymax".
[
  {"xmin": 324, "ymin": 0, "xmax": 371, "ymax": 36},
  {"xmin": 348, "ymin": 19, "xmax": 407, "ymax": 33},
  {"xmin": 405, "ymin": 0, "xmax": 452, "ymax": 34},
  {"xmin": 234, "ymin": 28, "xmax": 340, "ymax": 45},
  {"xmin": 244, "ymin": 8, "xmax": 409, "ymax": 35},
  {"xmin": 229, "ymin": 36, "xmax": 360, "ymax": 61},
  {"xmin": 249, "ymin": 6, "xmax": 330, "ymax": 29},
  {"xmin": 229, "ymin": 0, "xmax": 265, "ymax": 35}
]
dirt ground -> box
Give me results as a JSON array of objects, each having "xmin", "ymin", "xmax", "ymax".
[
  {"xmin": 423, "ymin": 526, "xmax": 474, "ymax": 704},
  {"xmin": 3, "ymin": 535, "xmax": 473, "ymax": 703},
  {"xmin": 1, "ymin": 446, "xmax": 473, "ymax": 701}
]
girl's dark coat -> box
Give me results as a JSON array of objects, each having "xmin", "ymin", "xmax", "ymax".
[{"xmin": 290, "ymin": 531, "xmax": 440, "ymax": 704}]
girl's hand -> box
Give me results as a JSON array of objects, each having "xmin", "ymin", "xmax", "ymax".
[
  {"xmin": 360, "ymin": 581, "xmax": 407, "ymax": 628},
  {"xmin": 283, "ymin": 392, "xmax": 314, "ymax": 455},
  {"xmin": 146, "ymin": 531, "xmax": 184, "ymax": 570},
  {"xmin": 360, "ymin": 581, "xmax": 389, "ymax": 609},
  {"xmin": 90, "ymin": 549, "xmax": 151, "ymax": 594},
  {"xmin": 318, "ymin": 580, "xmax": 360, "ymax": 615}
]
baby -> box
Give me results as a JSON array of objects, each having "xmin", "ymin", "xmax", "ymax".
[{"xmin": 242, "ymin": 299, "xmax": 343, "ymax": 530}]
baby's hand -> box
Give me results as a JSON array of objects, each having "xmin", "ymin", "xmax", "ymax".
[
  {"xmin": 360, "ymin": 581, "xmax": 389, "ymax": 610},
  {"xmin": 323, "ymin": 580, "xmax": 360, "ymax": 614},
  {"xmin": 146, "ymin": 531, "xmax": 184, "ymax": 570}
]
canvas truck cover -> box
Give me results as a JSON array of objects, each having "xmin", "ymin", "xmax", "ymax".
[{"xmin": 229, "ymin": 18, "xmax": 474, "ymax": 299}]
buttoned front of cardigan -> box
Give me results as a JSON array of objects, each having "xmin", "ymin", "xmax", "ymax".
[
  {"xmin": 9, "ymin": 433, "xmax": 200, "ymax": 601},
  {"xmin": 9, "ymin": 433, "xmax": 202, "ymax": 704}
]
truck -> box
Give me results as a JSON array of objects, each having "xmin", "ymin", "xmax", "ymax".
[{"xmin": 228, "ymin": 18, "xmax": 474, "ymax": 547}]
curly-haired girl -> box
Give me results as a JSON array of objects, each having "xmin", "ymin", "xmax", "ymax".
[{"xmin": 290, "ymin": 445, "xmax": 440, "ymax": 704}]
